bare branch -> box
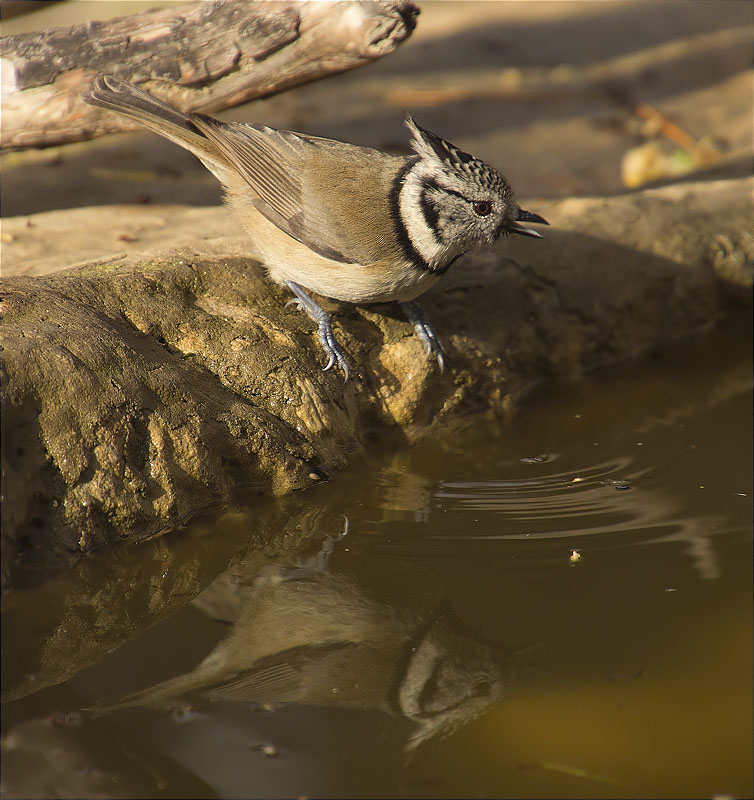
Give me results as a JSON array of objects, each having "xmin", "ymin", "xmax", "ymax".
[{"xmin": 0, "ymin": 0, "xmax": 418, "ymax": 151}]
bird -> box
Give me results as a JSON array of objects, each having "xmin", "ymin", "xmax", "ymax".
[{"xmin": 84, "ymin": 76, "xmax": 548, "ymax": 379}]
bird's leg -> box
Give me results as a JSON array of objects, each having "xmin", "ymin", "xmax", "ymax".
[
  {"xmin": 281, "ymin": 516, "xmax": 349, "ymax": 581},
  {"xmin": 284, "ymin": 280, "xmax": 349, "ymax": 380},
  {"xmin": 401, "ymin": 300, "xmax": 445, "ymax": 372}
]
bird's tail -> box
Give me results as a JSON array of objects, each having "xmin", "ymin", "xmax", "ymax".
[{"xmin": 84, "ymin": 75, "xmax": 230, "ymax": 180}]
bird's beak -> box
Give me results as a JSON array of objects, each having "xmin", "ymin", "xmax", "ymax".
[{"xmin": 509, "ymin": 208, "xmax": 549, "ymax": 239}]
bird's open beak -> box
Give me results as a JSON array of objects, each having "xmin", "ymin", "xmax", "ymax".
[{"xmin": 509, "ymin": 208, "xmax": 549, "ymax": 239}]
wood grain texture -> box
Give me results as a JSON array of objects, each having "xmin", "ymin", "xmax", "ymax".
[{"xmin": 0, "ymin": 0, "xmax": 418, "ymax": 150}]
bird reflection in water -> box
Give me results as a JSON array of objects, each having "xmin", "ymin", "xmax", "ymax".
[{"xmin": 95, "ymin": 529, "xmax": 519, "ymax": 754}]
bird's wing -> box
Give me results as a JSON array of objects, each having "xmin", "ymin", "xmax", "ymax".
[
  {"xmin": 205, "ymin": 642, "xmax": 353, "ymax": 702},
  {"xmin": 191, "ymin": 115, "xmax": 384, "ymax": 264}
]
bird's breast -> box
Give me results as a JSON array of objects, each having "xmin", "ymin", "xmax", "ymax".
[{"xmin": 234, "ymin": 203, "xmax": 442, "ymax": 304}]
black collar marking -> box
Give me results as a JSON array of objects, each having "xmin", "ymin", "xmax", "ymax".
[
  {"xmin": 389, "ymin": 160, "xmax": 462, "ymax": 275},
  {"xmin": 389, "ymin": 158, "xmax": 435, "ymax": 274}
]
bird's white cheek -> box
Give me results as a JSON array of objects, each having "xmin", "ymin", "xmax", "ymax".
[{"xmin": 398, "ymin": 179, "xmax": 447, "ymax": 268}]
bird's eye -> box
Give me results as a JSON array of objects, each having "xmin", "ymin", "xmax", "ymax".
[{"xmin": 472, "ymin": 201, "xmax": 492, "ymax": 216}]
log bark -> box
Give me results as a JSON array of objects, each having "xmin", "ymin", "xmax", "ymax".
[{"xmin": 0, "ymin": 0, "xmax": 418, "ymax": 151}]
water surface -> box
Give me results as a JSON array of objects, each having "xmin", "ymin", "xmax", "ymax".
[{"xmin": 2, "ymin": 318, "xmax": 751, "ymax": 799}]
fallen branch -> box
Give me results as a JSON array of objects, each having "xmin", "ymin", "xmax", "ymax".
[
  {"xmin": 386, "ymin": 25, "xmax": 749, "ymax": 107},
  {"xmin": 0, "ymin": 0, "xmax": 418, "ymax": 151}
]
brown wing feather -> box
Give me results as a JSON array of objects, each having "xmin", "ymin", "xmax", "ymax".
[{"xmin": 191, "ymin": 114, "xmax": 359, "ymax": 263}]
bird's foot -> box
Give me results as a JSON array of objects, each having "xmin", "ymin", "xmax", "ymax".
[
  {"xmin": 285, "ymin": 281, "xmax": 350, "ymax": 380},
  {"xmin": 401, "ymin": 301, "xmax": 445, "ymax": 372}
]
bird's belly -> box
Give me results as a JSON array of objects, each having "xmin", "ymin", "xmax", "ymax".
[
  {"xmin": 242, "ymin": 211, "xmax": 441, "ymax": 304},
  {"xmin": 270, "ymin": 253, "xmax": 441, "ymax": 304}
]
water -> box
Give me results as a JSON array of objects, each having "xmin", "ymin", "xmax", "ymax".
[{"xmin": 2, "ymin": 318, "xmax": 751, "ymax": 800}]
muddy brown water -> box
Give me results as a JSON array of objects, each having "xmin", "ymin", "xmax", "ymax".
[{"xmin": 2, "ymin": 317, "xmax": 751, "ymax": 800}]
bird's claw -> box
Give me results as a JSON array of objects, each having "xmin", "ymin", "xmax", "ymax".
[
  {"xmin": 402, "ymin": 301, "xmax": 446, "ymax": 372},
  {"xmin": 319, "ymin": 323, "xmax": 349, "ymax": 381},
  {"xmin": 285, "ymin": 280, "xmax": 350, "ymax": 380}
]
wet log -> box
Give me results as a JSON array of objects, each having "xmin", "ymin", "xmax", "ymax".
[{"xmin": 0, "ymin": 0, "xmax": 418, "ymax": 151}]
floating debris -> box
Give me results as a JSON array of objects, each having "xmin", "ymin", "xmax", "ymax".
[
  {"xmin": 520, "ymin": 453, "xmax": 558, "ymax": 465},
  {"xmin": 171, "ymin": 707, "xmax": 203, "ymax": 724},
  {"xmin": 600, "ymin": 479, "xmax": 633, "ymax": 491},
  {"xmin": 538, "ymin": 760, "xmax": 620, "ymax": 786},
  {"xmin": 254, "ymin": 743, "xmax": 281, "ymax": 758}
]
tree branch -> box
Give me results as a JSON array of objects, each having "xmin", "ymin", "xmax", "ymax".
[{"xmin": 0, "ymin": 0, "xmax": 418, "ymax": 151}]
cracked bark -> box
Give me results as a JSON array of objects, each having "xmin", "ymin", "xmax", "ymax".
[{"xmin": 0, "ymin": 0, "xmax": 418, "ymax": 151}]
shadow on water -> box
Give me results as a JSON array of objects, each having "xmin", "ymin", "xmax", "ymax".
[{"xmin": 1, "ymin": 316, "xmax": 751, "ymax": 798}]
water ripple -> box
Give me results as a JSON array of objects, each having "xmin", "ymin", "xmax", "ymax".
[{"xmin": 426, "ymin": 457, "xmax": 728, "ymax": 578}]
